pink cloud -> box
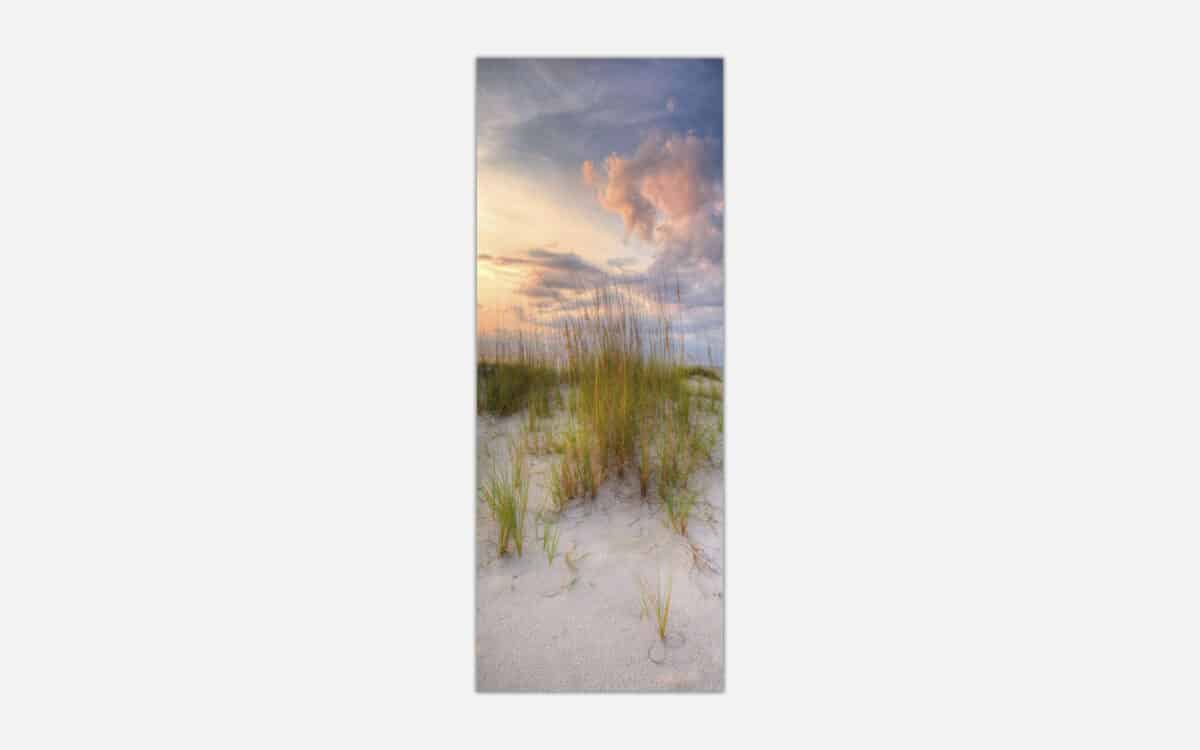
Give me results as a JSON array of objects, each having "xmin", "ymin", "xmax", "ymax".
[{"xmin": 585, "ymin": 132, "xmax": 723, "ymax": 269}]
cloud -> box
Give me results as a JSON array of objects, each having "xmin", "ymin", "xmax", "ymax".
[
  {"xmin": 584, "ymin": 131, "xmax": 723, "ymax": 274},
  {"xmin": 478, "ymin": 248, "xmax": 610, "ymax": 299},
  {"xmin": 481, "ymin": 131, "xmax": 729, "ymax": 345},
  {"xmin": 479, "ymin": 246, "xmax": 724, "ymax": 347},
  {"xmin": 607, "ymin": 256, "xmax": 639, "ymax": 269},
  {"xmin": 485, "ymin": 129, "xmax": 728, "ymax": 337},
  {"xmin": 581, "ymin": 131, "xmax": 724, "ymax": 345}
]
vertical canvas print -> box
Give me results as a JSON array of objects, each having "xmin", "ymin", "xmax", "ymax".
[{"xmin": 476, "ymin": 58, "xmax": 724, "ymax": 692}]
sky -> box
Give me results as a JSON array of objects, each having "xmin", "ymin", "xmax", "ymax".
[{"xmin": 476, "ymin": 58, "xmax": 724, "ymax": 365}]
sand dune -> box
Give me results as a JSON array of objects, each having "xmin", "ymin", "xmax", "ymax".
[{"xmin": 476, "ymin": 410, "xmax": 724, "ymax": 692}]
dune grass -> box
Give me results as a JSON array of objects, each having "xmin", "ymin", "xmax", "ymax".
[
  {"xmin": 477, "ymin": 331, "xmax": 560, "ymax": 418},
  {"xmin": 637, "ymin": 420, "xmax": 653, "ymax": 499},
  {"xmin": 661, "ymin": 486, "xmax": 697, "ymax": 535},
  {"xmin": 539, "ymin": 517, "xmax": 560, "ymax": 566},
  {"xmin": 548, "ymin": 285, "xmax": 717, "ymax": 520},
  {"xmin": 480, "ymin": 279, "xmax": 722, "ymax": 536},
  {"xmin": 682, "ymin": 365, "xmax": 722, "ymax": 382},
  {"xmin": 480, "ymin": 441, "xmax": 529, "ymax": 557},
  {"xmin": 477, "ymin": 361, "xmax": 558, "ymax": 417},
  {"xmin": 639, "ymin": 572, "xmax": 673, "ymax": 641}
]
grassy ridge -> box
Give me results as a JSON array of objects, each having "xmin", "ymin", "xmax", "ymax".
[
  {"xmin": 552, "ymin": 286, "xmax": 719, "ymax": 521},
  {"xmin": 682, "ymin": 365, "xmax": 722, "ymax": 382},
  {"xmin": 478, "ymin": 282, "xmax": 722, "ymax": 556},
  {"xmin": 477, "ymin": 361, "xmax": 559, "ymax": 417}
]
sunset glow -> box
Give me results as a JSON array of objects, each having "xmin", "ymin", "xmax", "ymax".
[{"xmin": 476, "ymin": 59, "xmax": 724, "ymax": 364}]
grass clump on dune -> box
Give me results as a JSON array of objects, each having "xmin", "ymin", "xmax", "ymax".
[
  {"xmin": 639, "ymin": 572, "xmax": 673, "ymax": 641},
  {"xmin": 480, "ymin": 442, "xmax": 529, "ymax": 557},
  {"xmin": 481, "ymin": 279, "xmax": 722, "ymax": 536},
  {"xmin": 543, "ymin": 284, "xmax": 720, "ymax": 533},
  {"xmin": 549, "ymin": 421, "xmax": 598, "ymax": 507},
  {"xmin": 477, "ymin": 360, "xmax": 558, "ymax": 417},
  {"xmin": 539, "ymin": 516, "xmax": 560, "ymax": 566},
  {"xmin": 477, "ymin": 332, "xmax": 561, "ymax": 417},
  {"xmin": 661, "ymin": 486, "xmax": 697, "ymax": 535},
  {"xmin": 682, "ymin": 365, "xmax": 722, "ymax": 382}
]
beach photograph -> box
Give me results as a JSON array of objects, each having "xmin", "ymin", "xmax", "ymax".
[{"xmin": 475, "ymin": 58, "xmax": 725, "ymax": 691}]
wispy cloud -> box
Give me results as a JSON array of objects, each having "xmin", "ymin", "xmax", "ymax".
[
  {"xmin": 479, "ymin": 246, "xmax": 721, "ymax": 331},
  {"xmin": 607, "ymin": 256, "xmax": 640, "ymax": 269},
  {"xmin": 478, "ymin": 248, "xmax": 610, "ymax": 303}
]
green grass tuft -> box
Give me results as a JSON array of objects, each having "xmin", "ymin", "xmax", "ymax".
[
  {"xmin": 481, "ymin": 280, "xmax": 722, "ymax": 535},
  {"xmin": 682, "ymin": 365, "xmax": 722, "ymax": 381},
  {"xmin": 539, "ymin": 518, "xmax": 560, "ymax": 566},
  {"xmin": 480, "ymin": 442, "xmax": 529, "ymax": 557},
  {"xmin": 639, "ymin": 572, "xmax": 673, "ymax": 641},
  {"xmin": 477, "ymin": 361, "xmax": 559, "ymax": 417}
]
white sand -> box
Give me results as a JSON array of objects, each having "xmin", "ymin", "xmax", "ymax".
[{"xmin": 475, "ymin": 406, "xmax": 724, "ymax": 692}]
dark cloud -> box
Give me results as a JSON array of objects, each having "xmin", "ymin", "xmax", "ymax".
[
  {"xmin": 607, "ymin": 256, "xmax": 639, "ymax": 268},
  {"xmin": 478, "ymin": 248, "xmax": 610, "ymax": 298},
  {"xmin": 479, "ymin": 243, "xmax": 724, "ymax": 342}
]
